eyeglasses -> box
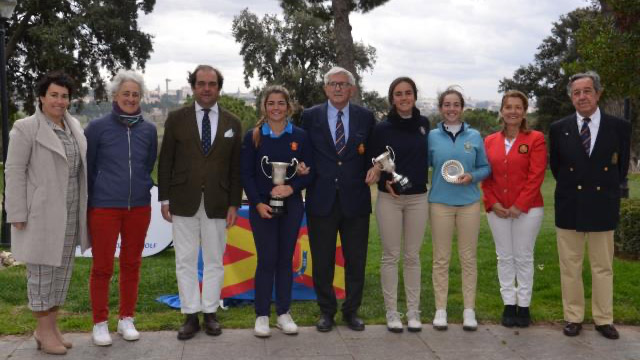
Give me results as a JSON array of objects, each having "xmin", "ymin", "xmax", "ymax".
[{"xmin": 327, "ymin": 81, "xmax": 352, "ymax": 89}]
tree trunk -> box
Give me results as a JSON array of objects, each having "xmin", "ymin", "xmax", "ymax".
[
  {"xmin": 332, "ymin": 0, "xmax": 361, "ymax": 104},
  {"xmin": 5, "ymin": 10, "xmax": 33, "ymax": 61}
]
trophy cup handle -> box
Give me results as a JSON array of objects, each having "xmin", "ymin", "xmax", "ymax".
[
  {"xmin": 386, "ymin": 145, "xmax": 396, "ymax": 162},
  {"xmin": 261, "ymin": 156, "xmax": 272, "ymax": 179},
  {"xmin": 285, "ymin": 158, "xmax": 299, "ymax": 180}
]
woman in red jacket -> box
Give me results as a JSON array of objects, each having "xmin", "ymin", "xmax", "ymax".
[{"xmin": 482, "ymin": 90, "xmax": 546, "ymax": 328}]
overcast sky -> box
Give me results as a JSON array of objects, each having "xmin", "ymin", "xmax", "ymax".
[{"xmin": 138, "ymin": 0, "xmax": 589, "ymax": 101}]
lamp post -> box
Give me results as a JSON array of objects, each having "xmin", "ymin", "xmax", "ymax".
[{"xmin": 0, "ymin": 0, "xmax": 16, "ymax": 246}]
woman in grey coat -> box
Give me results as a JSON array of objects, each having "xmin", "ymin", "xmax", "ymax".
[{"xmin": 5, "ymin": 71, "xmax": 89, "ymax": 355}]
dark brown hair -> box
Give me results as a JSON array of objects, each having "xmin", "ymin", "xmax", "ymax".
[
  {"xmin": 388, "ymin": 77, "xmax": 418, "ymax": 108},
  {"xmin": 188, "ymin": 65, "xmax": 224, "ymax": 89},
  {"xmin": 437, "ymin": 86, "xmax": 465, "ymax": 109}
]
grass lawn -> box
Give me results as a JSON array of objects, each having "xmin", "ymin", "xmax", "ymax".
[{"xmin": 0, "ymin": 171, "xmax": 639, "ymax": 335}]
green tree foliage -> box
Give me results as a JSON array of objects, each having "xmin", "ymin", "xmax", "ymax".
[
  {"xmin": 5, "ymin": 0, "xmax": 155, "ymax": 115},
  {"xmin": 361, "ymin": 90, "xmax": 388, "ymax": 121},
  {"xmin": 231, "ymin": 6, "xmax": 376, "ymax": 111},
  {"xmin": 280, "ymin": 0, "xmax": 389, "ymax": 103},
  {"xmin": 498, "ymin": 8, "xmax": 598, "ymax": 134}
]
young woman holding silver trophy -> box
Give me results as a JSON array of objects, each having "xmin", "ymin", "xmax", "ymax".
[
  {"xmin": 240, "ymin": 85, "xmax": 314, "ymax": 338},
  {"xmin": 427, "ymin": 86, "xmax": 490, "ymax": 332},
  {"xmin": 370, "ymin": 77, "xmax": 430, "ymax": 333}
]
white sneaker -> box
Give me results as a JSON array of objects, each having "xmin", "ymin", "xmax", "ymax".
[
  {"xmin": 406, "ymin": 310, "xmax": 422, "ymax": 332},
  {"xmin": 92, "ymin": 321, "xmax": 112, "ymax": 346},
  {"xmin": 463, "ymin": 308, "xmax": 478, "ymax": 331},
  {"xmin": 386, "ymin": 311, "xmax": 403, "ymax": 333},
  {"xmin": 254, "ymin": 316, "xmax": 271, "ymax": 337},
  {"xmin": 276, "ymin": 313, "xmax": 298, "ymax": 335},
  {"xmin": 117, "ymin": 317, "xmax": 140, "ymax": 341},
  {"xmin": 432, "ymin": 309, "xmax": 448, "ymax": 330}
]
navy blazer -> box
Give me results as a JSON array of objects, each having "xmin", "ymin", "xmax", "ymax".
[
  {"xmin": 550, "ymin": 111, "xmax": 631, "ymax": 231},
  {"xmin": 301, "ymin": 102, "xmax": 376, "ymax": 217}
]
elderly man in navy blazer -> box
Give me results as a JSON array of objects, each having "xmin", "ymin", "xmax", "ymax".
[
  {"xmin": 550, "ymin": 71, "xmax": 631, "ymax": 340},
  {"xmin": 299, "ymin": 67, "xmax": 379, "ymax": 332}
]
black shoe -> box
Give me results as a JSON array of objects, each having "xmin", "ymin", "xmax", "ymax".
[
  {"xmin": 501, "ymin": 305, "xmax": 517, "ymax": 328},
  {"xmin": 177, "ymin": 313, "xmax": 200, "ymax": 340},
  {"xmin": 562, "ymin": 322, "xmax": 582, "ymax": 337},
  {"xmin": 595, "ymin": 324, "xmax": 619, "ymax": 340},
  {"xmin": 515, "ymin": 306, "xmax": 530, "ymax": 328},
  {"xmin": 202, "ymin": 312, "xmax": 222, "ymax": 336},
  {"xmin": 316, "ymin": 314, "xmax": 335, "ymax": 332},
  {"xmin": 343, "ymin": 313, "xmax": 365, "ymax": 331}
]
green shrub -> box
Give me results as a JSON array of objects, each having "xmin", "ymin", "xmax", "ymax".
[{"xmin": 615, "ymin": 198, "xmax": 640, "ymax": 258}]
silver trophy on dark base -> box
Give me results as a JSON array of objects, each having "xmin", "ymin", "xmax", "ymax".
[
  {"xmin": 372, "ymin": 146, "xmax": 412, "ymax": 194},
  {"xmin": 261, "ymin": 156, "xmax": 298, "ymax": 216}
]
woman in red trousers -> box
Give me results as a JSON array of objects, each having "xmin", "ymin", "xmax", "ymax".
[{"xmin": 85, "ymin": 70, "xmax": 157, "ymax": 346}]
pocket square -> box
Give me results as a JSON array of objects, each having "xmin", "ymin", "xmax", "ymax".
[{"xmin": 224, "ymin": 129, "xmax": 234, "ymax": 138}]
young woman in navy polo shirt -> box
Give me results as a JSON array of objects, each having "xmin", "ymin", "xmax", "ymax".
[{"xmin": 240, "ymin": 85, "xmax": 314, "ymax": 337}]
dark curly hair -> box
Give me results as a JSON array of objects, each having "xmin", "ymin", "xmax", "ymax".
[{"xmin": 36, "ymin": 71, "xmax": 75, "ymax": 106}]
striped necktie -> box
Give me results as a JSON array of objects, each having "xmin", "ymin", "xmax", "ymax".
[
  {"xmin": 335, "ymin": 110, "xmax": 345, "ymax": 155},
  {"xmin": 580, "ymin": 117, "xmax": 591, "ymax": 155},
  {"xmin": 202, "ymin": 108, "xmax": 211, "ymax": 154}
]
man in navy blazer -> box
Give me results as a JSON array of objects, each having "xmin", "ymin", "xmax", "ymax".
[
  {"xmin": 300, "ymin": 67, "xmax": 379, "ymax": 332},
  {"xmin": 550, "ymin": 71, "xmax": 631, "ymax": 340}
]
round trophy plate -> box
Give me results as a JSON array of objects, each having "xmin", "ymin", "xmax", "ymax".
[{"xmin": 441, "ymin": 160, "xmax": 464, "ymax": 183}]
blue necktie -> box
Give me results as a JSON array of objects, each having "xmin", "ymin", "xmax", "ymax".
[
  {"xmin": 335, "ymin": 110, "xmax": 345, "ymax": 155},
  {"xmin": 580, "ymin": 117, "xmax": 591, "ymax": 156},
  {"xmin": 202, "ymin": 108, "xmax": 211, "ymax": 154}
]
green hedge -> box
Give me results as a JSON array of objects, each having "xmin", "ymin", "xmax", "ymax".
[{"xmin": 615, "ymin": 198, "xmax": 640, "ymax": 258}]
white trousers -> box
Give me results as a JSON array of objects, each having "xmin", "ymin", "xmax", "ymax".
[
  {"xmin": 487, "ymin": 207, "xmax": 543, "ymax": 307},
  {"xmin": 172, "ymin": 196, "xmax": 227, "ymax": 314}
]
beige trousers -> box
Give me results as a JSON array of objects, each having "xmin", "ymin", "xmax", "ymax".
[
  {"xmin": 376, "ymin": 191, "xmax": 429, "ymax": 312},
  {"xmin": 430, "ymin": 202, "xmax": 481, "ymax": 310},
  {"xmin": 556, "ymin": 228, "xmax": 614, "ymax": 325}
]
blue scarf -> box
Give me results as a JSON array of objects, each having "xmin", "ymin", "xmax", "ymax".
[{"xmin": 112, "ymin": 102, "xmax": 143, "ymax": 127}]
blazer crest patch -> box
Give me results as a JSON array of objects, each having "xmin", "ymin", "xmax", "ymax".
[
  {"xmin": 358, "ymin": 143, "xmax": 366, "ymax": 155},
  {"xmin": 518, "ymin": 144, "xmax": 529, "ymax": 154},
  {"xmin": 464, "ymin": 141, "xmax": 473, "ymax": 153},
  {"xmin": 290, "ymin": 142, "xmax": 298, "ymax": 151}
]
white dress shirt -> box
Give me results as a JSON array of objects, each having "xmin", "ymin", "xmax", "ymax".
[{"xmin": 195, "ymin": 101, "xmax": 219, "ymax": 148}]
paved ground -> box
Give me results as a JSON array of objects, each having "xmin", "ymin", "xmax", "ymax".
[{"xmin": 1, "ymin": 324, "xmax": 639, "ymax": 360}]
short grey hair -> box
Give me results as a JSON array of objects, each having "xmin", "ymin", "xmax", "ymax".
[
  {"xmin": 323, "ymin": 66, "xmax": 356, "ymax": 86},
  {"xmin": 567, "ymin": 70, "xmax": 602, "ymax": 96},
  {"xmin": 108, "ymin": 69, "xmax": 146, "ymax": 100}
]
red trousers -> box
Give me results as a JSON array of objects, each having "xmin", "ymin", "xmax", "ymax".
[{"xmin": 89, "ymin": 206, "xmax": 151, "ymax": 324}]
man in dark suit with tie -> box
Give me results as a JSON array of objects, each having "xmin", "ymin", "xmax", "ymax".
[
  {"xmin": 300, "ymin": 66, "xmax": 379, "ymax": 332},
  {"xmin": 158, "ymin": 65, "xmax": 242, "ymax": 340},
  {"xmin": 550, "ymin": 71, "xmax": 631, "ymax": 340}
]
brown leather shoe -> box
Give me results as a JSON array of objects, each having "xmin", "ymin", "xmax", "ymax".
[
  {"xmin": 595, "ymin": 324, "xmax": 619, "ymax": 340},
  {"xmin": 177, "ymin": 313, "xmax": 200, "ymax": 340},
  {"xmin": 203, "ymin": 312, "xmax": 222, "ymax": 336},
  {"xmin": 562, "ymin": 322, "xmax": 582, "ymax": 337}
]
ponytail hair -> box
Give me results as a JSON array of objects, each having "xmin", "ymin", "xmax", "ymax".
[{"xmin": 252, "ymin": 85, "xmax": 293, "ymax": 147}]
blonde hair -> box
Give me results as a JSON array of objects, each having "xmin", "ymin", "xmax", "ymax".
[
  {"xmin": 499, "ymin": 90, "xmax": 530, "ymax": 133},
  {"xmin": 252, "ymin": 85, "xmax": 293, "ymax": 147}
]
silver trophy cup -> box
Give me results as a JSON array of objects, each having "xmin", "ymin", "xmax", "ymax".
[
  {"xmin": 261, "ymin": 156, "xmax": 298, "ymax": 216},
  {"xmin": 371, "ymin": 146, "xmax": 412, "ymax": 194}
]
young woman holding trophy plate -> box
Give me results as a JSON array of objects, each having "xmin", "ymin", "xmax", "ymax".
[
  {"xmin": 370, "ymin": 77, "xmax": 430, "ymax": 333},
  {"xmin": 240, "ymin": 85, "xmax": 314, "ymax": 337},
  {"xmin": 427, "ymin": 86, "xmax": 490, "ymax": 332}
]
